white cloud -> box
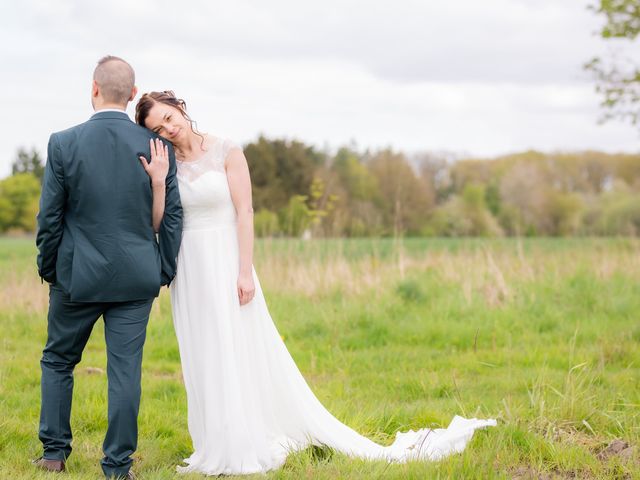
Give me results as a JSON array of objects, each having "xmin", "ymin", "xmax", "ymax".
[{"xmin": 0, "ymin": 0, "xmax": 638, "ymax": 176}]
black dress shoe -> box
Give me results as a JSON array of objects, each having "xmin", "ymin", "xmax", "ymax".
[{"xmin": 32, "ymin": 456, "xmax": 65, "ymax": 472}]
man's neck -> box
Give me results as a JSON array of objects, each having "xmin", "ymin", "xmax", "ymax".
[{"xmin": 94, "ymin": 103, "xmax": 127, "ymax": 112}]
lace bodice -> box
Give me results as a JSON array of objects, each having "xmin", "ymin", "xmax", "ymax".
[{"xmin": 176, "ymin": 136, "xmax": 242, "ymax": 231}]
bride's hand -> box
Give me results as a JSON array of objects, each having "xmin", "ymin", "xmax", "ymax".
[
  {"xmin": 139, "ymin": 138, "xmax": 169, "ymax": 187},
  {"xmin": 237, "ymin": 272, "xmax": 255, "ymax": 305}
]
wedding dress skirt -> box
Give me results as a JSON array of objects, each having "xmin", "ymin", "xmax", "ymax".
[{"xmin": 169, "ymin": 137, "xmax": 496, "ymax": 476}]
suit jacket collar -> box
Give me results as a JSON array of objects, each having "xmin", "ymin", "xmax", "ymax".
[{"xmin": 89, "ymin": 111, "xmax": 132, "ymax": 122}]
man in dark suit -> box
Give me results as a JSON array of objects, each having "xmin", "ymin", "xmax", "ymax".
[{"xmin": 34, "ymin": 56, "xmax": 182, "ymax": 479}]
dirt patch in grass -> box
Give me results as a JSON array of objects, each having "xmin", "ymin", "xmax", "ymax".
[
  {"xmin": 510, "ymin": 465, "xmax": 586, "ymax": 479},
  {"xmin": 596, "ymin": 439, "xmax": 637, "ymax": 463}
]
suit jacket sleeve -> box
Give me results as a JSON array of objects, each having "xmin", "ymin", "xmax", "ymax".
[
  {"xmin": 158, "ymin": 143, "xmax": 183, "ymax": 286},
  {"xmin": 36, "ymin": 134, "xmax": 66, "ymax": 283}
]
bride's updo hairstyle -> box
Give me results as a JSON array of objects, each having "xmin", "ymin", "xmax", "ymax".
[{"xmin": 135, "ymin": 90, "xmax": 204, "ymax": 145}]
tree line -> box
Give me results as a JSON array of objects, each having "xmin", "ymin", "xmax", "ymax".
[
  {"xmin": 248, "ymin": 140, "xmax": 640, "ymax": 237},
  {"xmin": 3, "ymin": 140, "xmax": 640, "ymax": 237}
]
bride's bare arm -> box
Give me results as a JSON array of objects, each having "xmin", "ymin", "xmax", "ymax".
[
  {"xmin": 226, "ymin": 147, "xmax": 256, "ymax": 305},
  {"xmin": 139, "ymin": 138, "xmax": 169, "ymax": 233},
  {"xmin": 150, "ymin": 183, "xmax": 166, "ymax": 233}
]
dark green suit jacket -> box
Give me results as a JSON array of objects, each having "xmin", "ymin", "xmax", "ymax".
[{"xmin": 36, "ymin": 111, "xmax": 183, "ymax": 302}]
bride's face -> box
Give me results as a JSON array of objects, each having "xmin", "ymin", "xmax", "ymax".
[{"xmin": 144, "ymin": 103, "xmax": 190, "ymax": 144}]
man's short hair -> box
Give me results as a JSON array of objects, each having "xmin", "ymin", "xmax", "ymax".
[{"xmin": 93, "ymin": 56, "xmax": 135, "ymax": 105}]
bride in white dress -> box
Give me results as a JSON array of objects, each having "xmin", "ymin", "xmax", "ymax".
[{"xmin": 135, "ymin": 91, "xmax": 496, "ymax": 476}]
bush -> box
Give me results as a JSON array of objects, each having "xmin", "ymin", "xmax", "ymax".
[
  {"xmin": 395, "ymin": 279, "xmax": 425, "ymax": 303},
  {"xmin": 278, "ymin": 195, "xmax": 311, "ymax": 237},
  {"xmin": 254, "ymin": 209, "xmax": 280, "ymax": 237},
  {"xmin": 422, "ymin": 185, "xmax": 502, "ymax": 237},
  {"xmin": 0, "ymin": 173, "xmax": 41, "ymax": 233}
]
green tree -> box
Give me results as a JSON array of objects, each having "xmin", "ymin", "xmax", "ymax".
[
  {"xmin": 368, "ymin": 149, "xmax": 434, "ymax": 235},
  {"xmin": 590, "ymin": 184, "xmax": 640, "ymax": 235},
  {"xmin": 0, "ymin": 196, "xmax": 13, "ymax": 231},
  {"xmin": 461, "ymin": 184, "xmax": 503, "ymax": 236},
  {"xmin": 245, "ymin": 136, "xmax": 322, "ymax": 212},
  {"xmin": 254, "ymin": 209, "xmax": 280, "ymax": 237},
  {"xmin": 424, "ymin": 184, "xmax": 502, "ymax": 237},
  {"xmin": 306, "ymin": 176, "xmax": 338, "ymax": 237},
  {"xmin": 332, "ymin": 148, "xmax": 378, "ymax": 201},
  {"xmin": 498, "ymin": 162, "xmax": 549, "ymax": 235},
  {"xmin": 485, "ymin": 182, "xmax": 501, "ymax": 216},
  {"xmin": 585, "ymin": 0, "xmax": 640, "ymax": 126},
  {"xmin": 12, "ymin": 147, "xmax": 45, "ymax": 183},
  {"xmin": 330, "ymin": 147, "xmax": 381, "ymax": 236},
  {"xmin": 244, "ymin": 136, "xmax": 281, "ymax": 208},
  {"xmin": 278, "ymin": 195, "xmax": 311, "ymax": 237},
  {"xmin": 0, "ymin": 173, "xmax": 41, "ymax": 232},
  {"xmin": 546, "ymin": 192, "xmax": 584, "ymax": 236}
]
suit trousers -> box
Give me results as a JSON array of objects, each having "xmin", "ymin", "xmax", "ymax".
[{"xmin": 38, "ymin": 285, "xmax": 153, "ymax": 478}]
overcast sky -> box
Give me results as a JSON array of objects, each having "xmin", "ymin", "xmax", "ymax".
[{"xmin": 1, "ymin": 0, "xmax": 638, "ymax": 176}]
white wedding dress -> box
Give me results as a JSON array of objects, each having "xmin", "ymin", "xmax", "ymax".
[{"xmin": 169, "ymin": 136, "xmax": 496, "ymax": 476}]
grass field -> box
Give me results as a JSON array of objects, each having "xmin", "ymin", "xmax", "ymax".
[{"xmin": 0, "ymin": 237, "xmax": 638, "ymax": 479}]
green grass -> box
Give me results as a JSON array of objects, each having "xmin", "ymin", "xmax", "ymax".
[{"xmin": 0, "ymin": 237, "xmax": 638, "ymax": 479}]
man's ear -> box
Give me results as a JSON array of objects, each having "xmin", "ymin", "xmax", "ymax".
[
  {"xmin": 92, "ymin": 80, "xmax": 100, "ymax": 98},
  {"xmin": 129, "ymin": 85, "xmax": 138, "ymax": 102}
]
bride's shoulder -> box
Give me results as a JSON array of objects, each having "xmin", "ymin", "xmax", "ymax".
[
  {"xmin": 195, "ymin": 135, "xmax": 243, "ymax": 172},
  {"xmin": 204, "ymin": 134, "xmax": 241, "ymax": 154},
  {"xmin": 217, "ymin": 137, "xmax": 244, "ymax": 163},
  {"xmin": 222, "ymin": 137, "xmax": 242, "ymax": 152}
]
